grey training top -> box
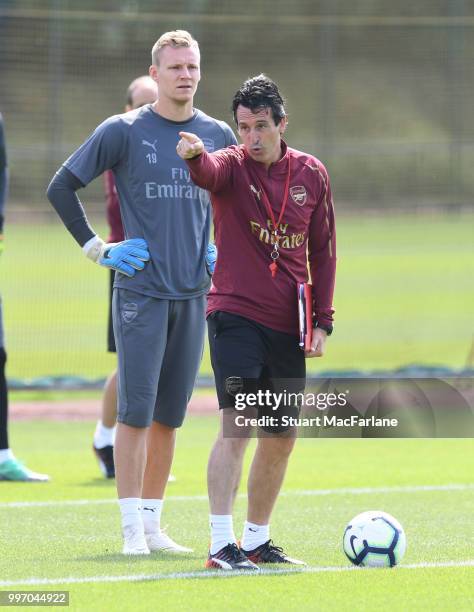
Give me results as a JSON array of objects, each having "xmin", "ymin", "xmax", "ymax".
[{"xmin": 64, "ymin": 105, "xmax": 236, "ymax": 299}]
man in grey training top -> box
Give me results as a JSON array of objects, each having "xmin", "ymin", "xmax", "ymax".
[{"xmin": 47, "ymin": 30, "xmax": 236, "ymax": 555}]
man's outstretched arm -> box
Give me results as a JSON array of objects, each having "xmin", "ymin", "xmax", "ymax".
[{"xmin": 177, "ymin": 131, "xmax": 234, "ymax": 193}]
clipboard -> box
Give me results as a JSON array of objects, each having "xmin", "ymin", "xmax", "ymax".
[{"xmin": 297, "ymin": 282, "xmax": 313, "ymax": 351}]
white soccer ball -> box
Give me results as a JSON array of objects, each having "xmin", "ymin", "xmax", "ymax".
[{"xmin": 343, "ymin": 510, "xmax": 406, "ymax": 568}]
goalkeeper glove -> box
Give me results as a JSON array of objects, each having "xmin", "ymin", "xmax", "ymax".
[
  {"xmin": 205, "ymin": 242, "xmax": 217, "ymax": 275},
  {"xmin": 84, "ymin": 236, "xmax": 150, "ymax": 277}
]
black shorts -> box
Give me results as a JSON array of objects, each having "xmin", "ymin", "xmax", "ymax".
[
  {"xmin": 107, "ymin": 270, "xmax": 116, "ymax": 353},
  {"xmin": 207, "ymin": 311, "xmax": 305, "ymax": 433}
]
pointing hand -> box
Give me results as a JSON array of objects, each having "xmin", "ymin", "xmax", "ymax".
[{"xmin": 177, "ymin": 131, "xmax": 205, "ymax": 159}]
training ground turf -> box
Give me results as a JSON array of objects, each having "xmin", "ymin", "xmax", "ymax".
[
  {"xmin": 0, "ymin": 417, "xmax": 473, "ymax": 611},
  {"xmin": 3, "ymin": 213, "xmax": 474, "ymax": 380}
]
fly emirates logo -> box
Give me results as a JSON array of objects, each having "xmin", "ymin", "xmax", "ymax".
[
  {"xmin": 145, "ymin": 168, "xmax": 204, "ymax": 200},
  {"xmin": 249, "ymin": 219, "xmax": 305, "ymax": 250}
]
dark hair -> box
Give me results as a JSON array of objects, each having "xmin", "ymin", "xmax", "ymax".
[{"xmin": 232, "ymin": 74, "xmax": 286, "ymax": 126}]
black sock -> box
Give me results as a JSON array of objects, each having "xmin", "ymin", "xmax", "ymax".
[{"xmin": 0, "ymin": 347, "xmax": 9, "ymax": 451}]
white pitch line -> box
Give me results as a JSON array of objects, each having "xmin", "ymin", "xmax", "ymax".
[
  {"xmin": 0, "ymin": 560, "xmax": 473, "ymax": 588},
  {"xmin": 0, "ymin": 483, "xmax": 473, "ymax": 509},
  {"xmin": 288, "ymin": 483, "xmax": 474, "ymax": 496}
]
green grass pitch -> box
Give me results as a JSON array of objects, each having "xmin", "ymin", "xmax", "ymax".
[
  {"xmin": 1, "ymin": 212, "xmax": 473, "ymax": 608},
  {"xmin": 2, "ymin": 212, "xmax": 474, "ymax": 379},
  {"xmin": 0, "ymin": 418, "xmax": 473, "ymax": 610}
]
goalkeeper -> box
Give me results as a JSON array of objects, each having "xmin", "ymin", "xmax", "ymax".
[{"xmin": 47, "ymin": 30, "xmax": 236, "ymax": 555}]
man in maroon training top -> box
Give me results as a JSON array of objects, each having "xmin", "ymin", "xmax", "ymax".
[
  {"xmin": 92, "ymin": 76, "xmax": 159, "ymax": 479},
  {"xmin": 177, "ymin": 74, "xmax": 336, "ymax": 570}
]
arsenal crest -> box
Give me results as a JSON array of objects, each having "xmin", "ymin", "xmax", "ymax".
[
  {"xmin": 290, "ymin": 185, "xmax": 307, "ymax": 206},
  {"xmin": 122, "ymin": 302, "xmax": 138, "ymax": 323}
]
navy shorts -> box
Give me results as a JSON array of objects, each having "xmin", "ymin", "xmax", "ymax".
[
  {"xmin": 107, "ymin": 270, "xmax": 116, "ymax": 353},
  {"xmin": 0, "ymin": 296, "xmax": 4, "ymax": 349},
  {"xmin": 113, "ymin": 288, "xmax": 206, "ymax": 428}
]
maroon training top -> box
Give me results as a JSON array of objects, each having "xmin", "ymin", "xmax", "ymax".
[
  {"xmin": 104, "ymin": 170, "xmax": 125, "ymax": 243},
  {"xmin": 186, "ymin": 141, "xmax": 336, "ymax": 336}
]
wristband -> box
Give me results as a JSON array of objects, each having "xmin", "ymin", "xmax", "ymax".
[{"xmin": 313, "ymin": 320, "xmax": 333, "ymax": 336}]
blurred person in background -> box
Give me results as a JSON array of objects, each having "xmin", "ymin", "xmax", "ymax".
[
  {"xmin": 0, "ymin": 113, "xmax": 49, "ymax": 482},
  {"xmin": 92, "ymin": 75, "xmax": 212, "ymax": 483},
  {"xmin": 92, "ymin": 75, "xmax": 160, "ymax": 480}
]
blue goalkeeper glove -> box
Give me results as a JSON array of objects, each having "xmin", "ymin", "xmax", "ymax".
[
  {"xmin": 84, "ymin": 237, "xmax": 150, "ymax": 277},
  {"xmin": 205, "ymin": 242, "xmax": 217, "ymax": 275}
]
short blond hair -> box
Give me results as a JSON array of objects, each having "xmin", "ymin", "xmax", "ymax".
[{"xmin": 151, "ymin": 30, "xmax": 199, "ymax": 66}]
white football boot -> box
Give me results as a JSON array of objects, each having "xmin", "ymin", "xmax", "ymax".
[
  {"xmin": 122, "ymin": 524, "xmax": 150, "ymax": 555},
  {"xmin": 145, "ymin": 529, "xmax": 193, "ymax": 553}
]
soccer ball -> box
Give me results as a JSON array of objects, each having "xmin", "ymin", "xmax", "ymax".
[{"xmin": 343, "ymin": 511, "xmax": 406, "ymax": 568}]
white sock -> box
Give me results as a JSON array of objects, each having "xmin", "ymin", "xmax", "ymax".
[
  {"xmin": 93, "ymin": 420, "xmax": 116, "ymax": 449},
  {"xmin": 141, "ymin": 499, "xmax": 163, "ymax": 535},
  {"xmin": 209, "ymin": 514, "xmax": 236, "ymax": 555},
  {"xmin": 118, "ymin": 498, "xmax": 143, "ymax": 530},
  {"xmin": 241, "ymin": 521, "xmax": 270, "ymax": 551},
  {"xmin": 0, "ymin": 448, "xmax": 14, "ymax": 464}
]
